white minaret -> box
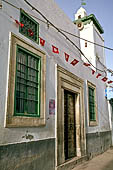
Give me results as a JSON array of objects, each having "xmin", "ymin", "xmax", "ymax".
[
  {"xmin": 74, "ymin": 7, "xmax": 104, "ymax": 70},
  {"xmin": 75, "ymin": 7, "xmax": 87, "ymax": 20}
]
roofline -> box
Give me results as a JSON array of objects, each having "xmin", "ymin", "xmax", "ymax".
[{"xmin": 74, "ymin": 14, "xmax": 104, "ymax": 34}]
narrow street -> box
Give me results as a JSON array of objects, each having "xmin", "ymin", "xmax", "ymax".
[{"xmin": 72, "ymin": 148, "xmax": 113, "ymax": 170}]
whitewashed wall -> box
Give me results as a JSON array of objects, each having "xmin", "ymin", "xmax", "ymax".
[
  {"xmin": 0, "ymin": 0, "xmax": 110, "ymax": 145},
  {"xmin": 80, "ymin": 21, "xmax": 96, "ymax": 67}
]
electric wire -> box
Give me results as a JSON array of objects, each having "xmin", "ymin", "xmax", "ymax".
[
  {"xmin": 2, "ymin": 0, "xmax": 113, "ymax": 118},
  {"xmin": 59, "ymin": 28, "xmax": 113, "ymax": 51},
  {"xmin": 2, "ymin": 0, "xmax": 20, "ymax": 10},
  {"xmin": 2, "ymin": 6, "xmax": 110, "ymax": 80},
  {"xmin": 23, "ymin": 0, "xmax": 108, "ymax": 73},
  {"xmin": 1, "ymin": 0, "xmax": 113, "ymax": 74},
  {"xmin": 2, "ymin": 0, "xmax": 113, "ymax": 52},
  {"xmin": 2, "ymin": 8, "xmax": 112, "ymax": 82}
]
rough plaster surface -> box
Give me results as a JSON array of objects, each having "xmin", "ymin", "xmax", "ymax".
[
  {"xmin": 0, "ymin": 138, "xmax": 55, "ymax": 170},
  {"xmin": 86, "ymin": 131, "xmax": 111, "ymax": 158},
  {"xmin": 0, "ymin": 0, "xmax": 110, "ymax": 145}
]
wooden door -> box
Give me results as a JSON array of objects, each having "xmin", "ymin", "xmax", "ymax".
[{"xmin": 64, "ymin": 90, "xmax": 76, "ymax": 160}]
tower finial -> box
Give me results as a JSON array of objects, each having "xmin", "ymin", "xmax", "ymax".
[{"xmin": 75, "ymin": 7, "xmax": 87, "ymax": 20}]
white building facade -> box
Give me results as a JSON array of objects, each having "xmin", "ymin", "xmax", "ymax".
[
  {"xmin": 74, "ymin": 7, "xmax": 111, "ymax": 159},
  {"xmin": 0, "ymin": 1, "xmax": 111, "ymax": 170}
]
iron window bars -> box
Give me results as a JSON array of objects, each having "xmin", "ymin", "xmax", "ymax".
[
  {"xmin": 88, "ymin": 86, "xmax": 96, "ymax": 121},
  {"xmin": 14, "ymin": 45, "xmax": 41, "ymax": 117},
  {"xmin": 19, "ymin": 9, "xmax": 39, "ymax": 43}
]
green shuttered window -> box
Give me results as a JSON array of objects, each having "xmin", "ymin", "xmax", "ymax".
[
  {"xmin": 14, "ymin": 46, "xmax": 41, "ymax": 117},
  {"xmin": 19, "ymin": 9, "xmax": 39, "ymax": 43},
  {"xmin": 88, "ymin": 87, "xmax": 96, "ymax": 121}
]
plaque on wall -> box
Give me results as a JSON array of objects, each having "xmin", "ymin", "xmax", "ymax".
[{"xmin": 49, "ymin": 99, "xmax": 55, "ymax": 115}]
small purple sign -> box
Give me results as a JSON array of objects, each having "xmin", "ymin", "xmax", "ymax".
[{"xmin": 49, "ymin": 99, "xmax": 55, "ymax": 115}]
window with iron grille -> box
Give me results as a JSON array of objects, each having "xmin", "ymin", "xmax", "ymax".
[
  {"xmin": 19, "ymin": 9, "xmax": 39, "ymax": 43},
  {"xmin": 14, "ymin": 45, "xmax": 41, "ymax": 117},
  {"xmin": 88, "ymin": 86, "xmax": 96, "ymax": 121},
  {"xmin": 6, "ymin": 33, "xmax": 46, "ymax": 127}
]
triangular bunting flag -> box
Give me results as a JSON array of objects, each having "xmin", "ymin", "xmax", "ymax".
[
  {"xmin": 64, "ymin": 53, "xmax": 69, "ymax": 62},
  {"xmin": 20, "ymin": 23, "xmax": 24, "ymax": 28},
  {"xmin": 92, "ymin": 69, "xmax": 95, "ymax": 75},
  {"xmin": 96, "ymin": 73, "xmax": 101, "ymax": 78},
  {"xmin": 28, "ymin": 29, "xmax": 34, "ymax": 36},
  {"xmin": 107, "ymin": 80, "xmax": 113, "ymax": 84},
  {"xmin": 15, "ymin": 20, "xmax": 24, "ymax": 28},
  {"xmin": 52, "ymin": 45, "xmax": 59, "ymax": 54},
  {"xmin": 15, "ymin": 19, "xmax": 20, "ymax": 25},
  {"xmin": 70, "ymin": 59, "xmax": 79, "ymax": 66},
  {"xmin": 101, "ymin": 77, "xmax": 108, "ymax": 82},
  {"xmin": 83, "ymin": 63, "xmax": 91, "ymax": 67},
  {"xmin": 40, "ymin": 37, "xmax": 45, "ymax": 46}
]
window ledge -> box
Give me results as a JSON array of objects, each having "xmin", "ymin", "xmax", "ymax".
[
  {"xmin": 5, "ymin": 115, "xmax": 46, "ymax": 127},
  {"xmin": 89, "ymin": 120, "xmax": 98, "ymax": 126},
  {"xmin": 5, "ymin": 32, "xmax": 46, "ymax": 128}
]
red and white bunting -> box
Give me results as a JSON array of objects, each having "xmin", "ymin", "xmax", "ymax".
[
  {"xmin": 107, "ymin": 80, "xmax": 113, "ymax": 84},
  {"xmin": 15, "ymin": 20, "xmax": 24, "ymax": 28},
  {"xmin": 28, "ymin": 29, "xmax": 34, "ymax": 36},
  {"xmin": 83, "ymin": 63, "xmax": 91, "ymax": 67},
  {"xmin": 70, "ymin": 59, "xmax": 79, "ymax": 66},
  {"xmin": 101, "ymin": 77, "xmax": 108, "ymax": 82},
  {"xmin": 13, "ymin": 17, "xmax": 113, "ymax": 85},
  {"xmin": 96, "ymin": 73, "xmax": 101, "ymax": 78},
  {"xmin": 92, "ymin": 69, "xmax": 95, "ymax": 75},
  {"xmin": 40, "ymin": 37, "xmax": 45, "ymax": 46},
  {"xmin": 64, "ymin": 52, "xmax": 69, "ymax": 62},
  {"xmin": 52, "ymin": 45, "xmax": 59, "ymax": 54},
  {"xmin": 20, "ymin": 23, "xmax": 24, "ymax": 28}
]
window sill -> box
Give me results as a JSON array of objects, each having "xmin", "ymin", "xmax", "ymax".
[
  {"xmin": 5, "ymin": 32, "xmax": 46, "ymax": 128},
  {"xmin": 5, "ymin": 115, "xmax": 45, "ymax": 127},
  {"xmin": 89, "ymin": 120, "xmax": 98, "ymax": 126}
]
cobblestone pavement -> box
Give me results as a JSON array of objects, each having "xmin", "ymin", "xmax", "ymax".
[{"xmin": 72, "ymin": 148, "xmax": 113, "ymax": 170}]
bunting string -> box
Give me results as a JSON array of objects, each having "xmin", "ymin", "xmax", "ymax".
[
  {"xmin": 38, "ymin": 37, "xmax": 113, "ymax": 85},
  {"xmin": 64, "ymin": 52, "xmax": 69, "ymax": 62},
  {"xmin": 2, "ymin": 9, "xmax": 113, "ymax": 85},
  {"xmin": 2, "ymin": 0, "xmax": 113, "ymax": 76}
]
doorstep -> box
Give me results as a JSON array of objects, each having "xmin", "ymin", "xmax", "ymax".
[{"xmin": 56, "ymin": 155, "xmax": 88, "ymax": 170}]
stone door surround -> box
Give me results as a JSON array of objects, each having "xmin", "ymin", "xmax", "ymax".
[{"xmin": 57, "ymin": 65, "xmax": 86, "ymax": 166}]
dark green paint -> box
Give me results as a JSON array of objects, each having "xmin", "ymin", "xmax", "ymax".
[
  {"xmin": 88, "ymin": 86, "xmax": 96, "ymax": 121},
  {"xmin": 14, "ymin": 45, "xmax": 41, "ymax": 117},
  {"xmin": 74, "ymin": 14, "xmax": 104, "ymax": 34},
  {"xmin": 19, "ymin": 9, "xmax": 39, "ymax": 44}
]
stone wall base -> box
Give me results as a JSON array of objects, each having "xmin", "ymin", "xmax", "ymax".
[
  {"xmin": 0, "ymin": 138, "xmax": 55, "ymax": 170},
  {"xmin": 86, "ymin": 131, "xmax": 112, "ymax": 159}
]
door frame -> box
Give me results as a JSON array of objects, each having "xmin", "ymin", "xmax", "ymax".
[{"xmin": 56, "ymin": 65, "xmax": 86, "ymax": 166}]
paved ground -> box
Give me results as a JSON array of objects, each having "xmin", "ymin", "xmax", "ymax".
[{"xmin": 72, "ymin": 148, "xmax": 113, "ymax": 170}]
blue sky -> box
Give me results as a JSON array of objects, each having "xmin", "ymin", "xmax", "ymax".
[{"xmin": 55, "ymin": 0, "xmax": 113, "ymax": 80}]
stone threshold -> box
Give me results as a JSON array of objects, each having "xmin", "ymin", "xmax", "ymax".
[{"xmin": 56, "ymin": 155, "xmax": 88, "ymax": 170}]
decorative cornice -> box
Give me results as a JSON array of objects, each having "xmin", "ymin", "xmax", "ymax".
[{"xmin": 74, "ymin": 14, "xmax": 104, "ymax": 34}]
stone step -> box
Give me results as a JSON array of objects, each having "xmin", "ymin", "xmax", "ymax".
[{"xmin": 56, "ymin": 155, "xmax": 88, "ymax": 170}]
